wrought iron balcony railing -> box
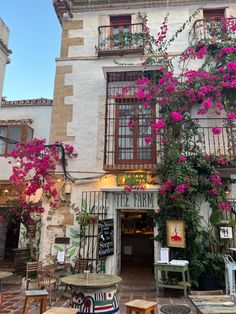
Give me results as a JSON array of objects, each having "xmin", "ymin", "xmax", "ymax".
[
  {"xmin": 103, "ymin": 117, "xmax": 236, "ymax": 171},
  {"xmin": 192, "ymin": 17, "xmax": 236, "ymax": 45},
  {"xmin": 97, "ymin": 23, "xmax": 144, "ymax": 56}
]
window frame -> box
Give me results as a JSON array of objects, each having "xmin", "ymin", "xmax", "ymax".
[
  {"xmin": 0, "ymin": 124, "xmax": 34, "ymax": 156},
  {"xmin": 114, "ymin": 97, "xmax": 157, "ymax": 165}
]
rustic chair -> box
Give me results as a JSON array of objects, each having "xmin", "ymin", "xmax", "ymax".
[
  {"xmin": 190, "ymin": 290, "xmax": 223, "ymax": 295},
  {"xmin": 26, "ymin": 261, "xmax": 42, "ymax": 290},
  {"xmin": 37, "ymin": 269, "xmax": 57, "ymax": 305}
]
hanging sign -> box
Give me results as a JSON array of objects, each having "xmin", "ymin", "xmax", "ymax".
[{"xmin": 98, "ymin": 219, "xmax": 114, "ymax": 258}]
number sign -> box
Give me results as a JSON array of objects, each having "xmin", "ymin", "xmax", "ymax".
[
  {"xmin": 98, "ymin": 219, "xmax": 114, "ymax": 258},
  {"xmin": 220, "ymin": 226, "xmax": 233, "ymax": 239}
]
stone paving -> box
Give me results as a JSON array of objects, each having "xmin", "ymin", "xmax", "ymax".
[{"xmin": 0, "ymin": 273, "xmax": 197, "ymax": 313}]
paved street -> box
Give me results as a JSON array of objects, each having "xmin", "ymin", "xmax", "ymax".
[{"xmin": 0, "ymin": 272, "xmax": 197, "ymax": 313}]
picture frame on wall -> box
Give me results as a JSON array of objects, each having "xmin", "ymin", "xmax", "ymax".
[{"xmin": 166, "ymin": 220, "xmax": 186, "ymax": 248}]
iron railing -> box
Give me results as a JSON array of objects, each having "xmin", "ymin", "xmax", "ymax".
[
  {"xmin": 192, "ymin": 17, "xmax": 236, "ymax": 45},
  {"xmin": 97, "ymin": 23, "xmax": 144, "ymax": 56},
  {"xmin": 104, "ymin": 115, "xmax": 236, "ymax": 171}
]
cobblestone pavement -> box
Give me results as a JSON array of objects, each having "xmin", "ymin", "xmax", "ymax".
[{"xmin": 0, "ymin": 273, "xmax": 197, "ymax": 313}]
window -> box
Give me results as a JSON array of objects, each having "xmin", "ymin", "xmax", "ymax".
[
  {"xmin": 203, "ymin": 9, "xmax": 225, "ymax": 19},
  {"xmin": 110, "ymin": 15, "xmax": 132, "ymax": 48},
  {"xmin": 104, "ymin": 70, "xmax": 159, "ymax": 170},
  {"xmin": 115, "ymin": 98, "xmax": 156, "ymax": 164},
  {"xmin": 0, "ymin": 125, "xmax": 33, "ymax": 155}
]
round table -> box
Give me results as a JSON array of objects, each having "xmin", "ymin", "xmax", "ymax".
[{"xmin": 61, "ymin": 273, "xmax": 122, "ymax": 314}]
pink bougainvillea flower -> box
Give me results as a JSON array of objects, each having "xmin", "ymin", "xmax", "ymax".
[
  {"xmin": 210, "ymin": 189, "xmax": 218, "ymax": 196},
  {"xmin": 220, "ymin": 201, "xmax": 231, "ymax": 211},
  {"xmin": 170, "ymin": 111, "xmax": 183, "ymax": 122},
  {"xmin": 152, "ymin": 119, "xmax": 166, "ymax": 130},
  {"xmin": 226, "ymin": 61, "xmax": 236, "ymax": 72},
  {"xmin": 210, "ymin": 175, "xmax": 222, "ymax": 186},
  {"xmin": 212, "ymin": 127, "xmax": 221, "ymax": 135},
  {"xmin": 144, "ymin": 137, "xmax": 152, "ymax": 143},
  {"xmin": 178, "ymin": 156, "xmax": 186, "ymax": 163},
  {"xmin": 226, "ymin": 112, "xmax": 236, "ymax": 120},
  {"xmin": 0, "ymin": 215, "xmax": 3, "ymax": 222}
]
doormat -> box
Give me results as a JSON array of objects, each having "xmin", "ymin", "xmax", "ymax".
[{"xmin": 160, "ymin": 304, "xmax": 191, "ymax": 314}]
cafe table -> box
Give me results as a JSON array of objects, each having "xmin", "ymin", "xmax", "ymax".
[
  {"xmin": 61, "ymin": 273, "xmax": 122, "ymax": 314},
  {"xmin": 189, "ymin": 294, "xmax": 236, "ymax": 313}
]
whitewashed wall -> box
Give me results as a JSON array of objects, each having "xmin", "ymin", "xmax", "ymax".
[{"xmin": 0, "ymin": 105, "xmax": 52, "ymax": 179}]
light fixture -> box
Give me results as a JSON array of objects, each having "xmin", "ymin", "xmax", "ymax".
[{"xmin": 59, "ymin": 180, "xmax": 72, "ymax": 202}]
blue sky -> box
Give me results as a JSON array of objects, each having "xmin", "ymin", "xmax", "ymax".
[{"xmin": 1, "ymin": 1, "xmax": 61, "ymax": 100}]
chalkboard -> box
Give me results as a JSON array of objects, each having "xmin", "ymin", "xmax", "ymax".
[
  {"xmin": 98, "ymin": 219, "xmax": 114, "ymax": 258},
  {"xmin": 55, "ymin": 237, "xmax": 70, "ymax": 244}
]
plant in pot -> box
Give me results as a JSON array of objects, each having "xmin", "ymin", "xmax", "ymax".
[{"xmin": 198, "ymin": 214, "xmax": 225, "ymax": 290}]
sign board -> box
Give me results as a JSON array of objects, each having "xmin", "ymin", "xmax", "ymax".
[
  {"xmin": 98, "ymin": 219, "xmax": 114, "ymax": 258},
  {"xmin": 55, "ymin": 237, "xmax": 70, "ymax": 244},
  {"xmin": 115, "ymin": 191, "xmax": 157, "ymax": 210},
  {"xmin": 220, "ymin": 226, "xmax": 233, "ymax": 239}
]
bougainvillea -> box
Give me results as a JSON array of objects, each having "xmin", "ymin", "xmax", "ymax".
[
  {"xmin": 2, "ymin": 138, "xmax": 77, "ymax": 259},
  {"xmin": 123, "ymin": 14, "xmax": 236, "ymax": 284}
]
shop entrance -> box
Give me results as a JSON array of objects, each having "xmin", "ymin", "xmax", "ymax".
[{"xmin": 120, "ymin": 209, "xmax": 154, "ymax": 274}]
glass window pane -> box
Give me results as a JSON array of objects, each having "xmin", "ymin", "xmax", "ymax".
[
  {"xmin": 0, "ymin": 128, "xmax": 7, "ymax": 154},
  {"xmin": 7, "ymin": 127, "xmax": 22, "ymax": 153},
  {"xmin": 27, "ymin": 127, "xmax": 33, "ymax": 140}
]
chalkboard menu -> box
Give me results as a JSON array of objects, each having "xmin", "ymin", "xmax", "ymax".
[{"xmin": 98, "ymin": 219, "xmax": 114, "ymax": 258}]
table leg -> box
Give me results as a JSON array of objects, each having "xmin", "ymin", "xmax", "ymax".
[{"xmin": 182, "ymin": 270, "xmax": 187, "ymax": 298}]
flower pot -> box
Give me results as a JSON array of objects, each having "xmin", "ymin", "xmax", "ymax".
[{"xmin": 199, "ymin": 275, "xmax": 219, "ymax": 290}]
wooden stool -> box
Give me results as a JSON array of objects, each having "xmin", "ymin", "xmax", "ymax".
[
  {"xmin": 23, "ymin": 289, "xmax": 49, "ymax": 314},
  {"xmin": 43, "ymin": 307, "xmax": 78, "ymax": 313},
  {"xmin": 125, "ymin": 299, "xmax": 157, "ymax": 314}
]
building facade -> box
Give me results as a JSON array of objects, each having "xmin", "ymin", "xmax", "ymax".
[
  {"xmin": 0, "ymin": 98, "xmax": 52, "ymax": 261},
  {"xmin": 38, "ymin": 0, "xmax": 236, "ymax": 275}
]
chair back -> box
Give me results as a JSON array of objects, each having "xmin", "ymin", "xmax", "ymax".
[
  {"xmin": 38, "ymin": 270, "xmax": 54, "ymax": 288},
  {"xmin": 74, "ymin": 259, "xmax": 88, "ymax": 274},
  {"xmin": 222, "ymin": 254, "xmax": 235, "ymax": 265},
  {"xmin": 26, "ymin": 261, "xmax": 42, "ymax": 280}
]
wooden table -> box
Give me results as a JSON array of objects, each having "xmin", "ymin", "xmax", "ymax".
[
  {"xmin": 61, "ymin": 273, "xmax": 122, "ymax": 313},
  {"xmin": 154, "ymin": 262, "xmax": 190, "ymax": 297},
  {"xmin": 189, "ymin": 295, "xmax": 236, "ymax": 313}
]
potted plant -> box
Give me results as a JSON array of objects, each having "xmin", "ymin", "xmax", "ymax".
[{"xmin": 198, "ymin": 215, "xmax": 225, "ymax": 290}]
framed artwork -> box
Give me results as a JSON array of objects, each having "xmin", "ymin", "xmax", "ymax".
[{"xmin": 166, "ymin": 220, "xmax": 186, "ymax": 248}]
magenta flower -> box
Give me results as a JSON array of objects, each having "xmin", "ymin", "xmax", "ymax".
[
  {"xmin": 144, "ymin": 137, "xmax": 152, "ymax": 143},
  {"xmin": 220, "ymin": 202, "xmax": 231, "ymax": 212},
  {"xmin": 226, "ymin": 112, "xmax": 236, "ymax": 120},
  {"xmin": 210, "ymin": 189, "xmax": 218, "ymax": 196},
  {"xmin": 226, "ymin": 62, "xmax": 236, "ymax": 72},
  {"xmin": 178, "ymin": 156, "xmax": 186, "ymax": 163},
  {"xmin": 210, "ymin": 175, "xmax": 222, "ymax": 186},
  {"xmin": 212, "ymin": 127, "xmax": 221, "ymax": 135},
  {"xmin": 170, "ymin": 112, "xmax": 183, "ymax": 122},
  {"xmin": 152, "ymin": 119, "xmax": 166, "ymax": 130}
]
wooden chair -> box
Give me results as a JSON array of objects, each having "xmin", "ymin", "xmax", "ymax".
[
  {"xmin": 190, "ymin": 289, "xmax": 223, "ymax": 295},
  {"xmin": 38, "ymin": 269, "xmax": 57, "ymax": 305},
  {"xmin": 125, "ymin": 299, "xmax": 157, "ymax": 314},
  {"xmin": 26, "ymin": 261, "xmax": 42, "ymax": 290},
  {"xmin": 64, "ymin": 258, "xmax": 88, "ymax": 293},
  {"xmin": 22, "ymin": 289, "xmax": 48, "ymax": 314}
]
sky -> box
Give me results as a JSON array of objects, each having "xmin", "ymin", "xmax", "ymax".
[{"xmin": 1, "ymin": 1, "xmax": 61, "ymax": 101}]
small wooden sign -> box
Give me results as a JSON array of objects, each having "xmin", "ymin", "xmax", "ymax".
[{"xmin": 55, "ymin": 237, "xmax": 70, "ymax": 244}]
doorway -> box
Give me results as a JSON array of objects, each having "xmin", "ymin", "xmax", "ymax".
[{"xmin": 119, "ymin": 210, "xmax": 155, "ymax": 284}]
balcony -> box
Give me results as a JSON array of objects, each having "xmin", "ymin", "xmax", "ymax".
[
  {"xmin": 103, "ymin": 117, "xmax": 236, "ymax": 172},
  {"xmin": 191, "ymin": 18, "xmax": 236, "ymax": 45},
  {"xmin": 97, "ymin": 23, "xmax": 144, "ymax": 57}
]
